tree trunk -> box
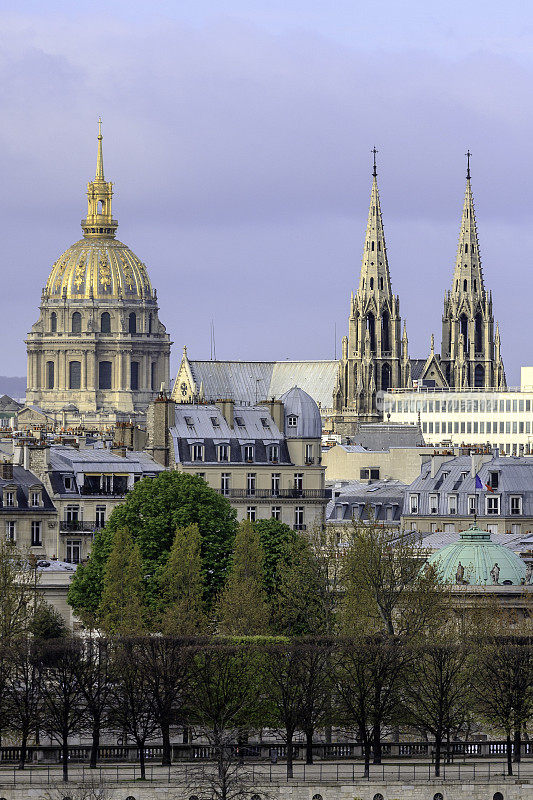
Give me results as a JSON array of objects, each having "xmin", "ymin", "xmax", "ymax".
[
  {"xmin": 161, "ymin": 719, "xmax": 171, "ymax": 766},
  {"xmin": 139, "ymin": 740, "xmax": 146, "ymax": 780},
  {"xmin": 506, "ymin": 733, "xmax": 513, "ymax": 776},
  {"xmin": 513, "ymin": 724, "xmax": 521, "ymax": 763},
  {"xmin": 18, "ymin": 729, "xmax": 28, "ymax": 770},
  {"xmin": 363, "ymin": 739, "xmax": 371, "ymax": 779},
  {"xmin": 286, "ymin": 733, "xmax": 294, "ymax": 779},
  {"xmin": 90, "ymin": 718, "xmax": 100, "ymax": 768},
  {"xmin": 183, "ymin": 725, "xmax": 189, "ymax": 744},
  {"xmin": 372, "ymin": 721, "xmax": 382, "ymax": 765},
  {"xmin": 62, "ymin": 731, "xmax": 69, "ymax": 783},
  {"xmin": 434, "ymin": 733, "xmax": 442, "ymax": 778},
  {"xmin": 305, "ymin": 730, "xmax": 313, "ymax": 764}
]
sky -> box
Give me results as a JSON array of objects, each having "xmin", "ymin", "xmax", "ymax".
[{"xmin": 1, "ymin": 0, "xmax": 533, "ymax": 383}]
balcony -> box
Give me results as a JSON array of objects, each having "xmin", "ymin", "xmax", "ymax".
[
  {"xmin": 60, "ymin": 520, "xmax": 101, "ymax": 533},
  {"xmin": 293, "ymin": 524, "xmax": 307, "ymax": 531},
  {"xmin": 216, "ymin": 488, "xmax": 329, "ymax": 500}
]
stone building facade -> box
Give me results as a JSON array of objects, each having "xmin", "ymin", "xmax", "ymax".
[{"xmin": 25, "ymin": 123, "xmax": 171, "ymax": 424}]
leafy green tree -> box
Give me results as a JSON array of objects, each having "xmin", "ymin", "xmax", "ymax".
[
  {"xmin": 68, "ymin": 472, "xmax": 236, "ymax": 620},
  {"xmin": 216, "ymin": 521, "xmax": 270, "ymax": 635},
  {"xmin": 98, "ymin": 529, "xmax": 145, "ymax": 634},
  {"xmin": 252, "ymin": 519, "xmax": 296, "ymax": 596},
  {"xmin": 160, "ymin": 525, "xmax": 208, "ymax": 635},
  {"xmin": 272, "ymin": 535, "xmax": 330, "ymax": 636},
  {"xmin": 31, "ymin": 603, "xmax": 68, "ymax": 640}
]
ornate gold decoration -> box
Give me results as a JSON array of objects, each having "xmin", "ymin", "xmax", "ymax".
[
  {"xmin": 73, "ymin": 257, "xmax": 86, "ymax": 292},
  {"xmin": 99, "ymin": 253, "xmax": 112, "ymax": 292},
  {"xmin": 119, "ymin": 253, "xmax": 136, "ymax": 291}
]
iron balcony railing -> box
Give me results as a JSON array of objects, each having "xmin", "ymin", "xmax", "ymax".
[
  {"xmin": 217, "ymin": 488, "xmax": 329, "ymax": 499},
  {"xmin": 59, "ymin": 520, "xmax": 103, "ymax": 533}
]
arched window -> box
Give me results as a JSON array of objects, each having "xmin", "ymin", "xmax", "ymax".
[
  {"xmin": 128, "ymin": 313, "xmax": 137, "ymax": 334},
  {"xmin": 381, "ymin": 363, "xmax": 392, "ymax": 391},
  {"xmin": 463, "ymin": 279, "xmax": 467, "ymax": 292},
  {"xmin": 99, "ymin": 361, "xmax": 112, "ymax": 390},
  {"xmin": 381, "ymin": 309, "xmax": 390, "ymax": 352},
  {"xmin": 148, "ymin": 313, "xmax": 153, "ymax": 334},
  {"xmin": 97, "ymin": 200, "xmax": 104, "ymax": 213},
  {"xmin": 473, "ymin": 278, "xmax": 477, "ymax": 292},
  {"xmin": 130, "ymin": 361, "xmax": 139, "ymax": 391},
  {"xmin": 151, "ymin": 362, "xmax": 156, "ymax": 391},
  {"xmin": 474, "ymin": 364, "xmax": 484, "ymax": 388},
  {"xmin": 46, "ymin": 361, "xmax": 54, "ymax": 390},
  {"xmin": 50, "ymin": 312, "xmax": 57, "ymax": 333},
  {"xmin": 465, "ymin": 243, "xmax": 468, "ymax": 253},
  {"xmin": 460, "ymin": 313, "xmax": 469, "ymax": 352},
  {"xmin": 380, "ymin": 277, "xmax": 384, "ymax": 290},
  {"xmin": 69, "ymin": 361, "xmax": 81, "ymax": 390},
  {"xmin": 371, "ymin": 241, "xmax": 375, "ymax": 251},
  {"xmin": 475, "ymin": 312, "xmax": 483, "ymax": 353},
  {"xmin": 367, "ymin": 313, "xmax": 376, "ymax": 352},
  {"xmin": 72, "ymin": 312, "xmax": 82, "ymax": 334},
  {"xmin": 370, "ymin": 277, "xmax": 374, "ymax": 290},
  {"xmin": 101, "ymin": 312, "xmax": 111, "ymax": 333}
]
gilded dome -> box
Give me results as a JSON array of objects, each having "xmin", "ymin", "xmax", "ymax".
[{"xmin": 45, "ymin": 237, "xmax": 153, "ymax": 301}]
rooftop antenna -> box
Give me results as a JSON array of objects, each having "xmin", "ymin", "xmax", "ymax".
[{"xmin": 210, "ymin": 319, "xmax": 217, "ymax": 362}]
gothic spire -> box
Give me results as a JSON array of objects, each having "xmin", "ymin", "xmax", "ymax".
[
  {"xmin": 451, "ymin": 151, "xmax": 485, "ymax": 298},
  {"xmin": 357, "ymin": 149, "xmax": 392, "ymax": 300}
]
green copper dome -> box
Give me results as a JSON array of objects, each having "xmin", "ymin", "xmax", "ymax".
[{"xmin": 427, "ymin": 525, "xmax": 527, "ymax": 586}]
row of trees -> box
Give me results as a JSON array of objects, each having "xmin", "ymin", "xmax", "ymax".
[{"xmin": 0, "ymin": 634, "xmax": 532, "ymax": 782}]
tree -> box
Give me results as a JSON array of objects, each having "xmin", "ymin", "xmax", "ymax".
[
  {"xmin": 160, "ymin": 525, "xmax": 208, "ymax": 635},
  {"xmin": 108, "ymin": 638, "xmax": 159, "ymax": 780},
  {"xmin": 98, "ymin": 529, "xmax": 145, "ymax": 634},
  {"xmin": 73, "ymin": 638, "xmax": 113, "ymax": 769},
  {"xmin": 292, "ymin": 638, "xmax": 333, "ymax": 764},
  {"xmin": 39, "ymin": 638, "xmax": 85, "ymax": 782},
  {"xmin": 402, "ymin": 635, "xmax": 472, "ymax": 777},
  {"xmin": 5, "ymin": 636, "xmax": 42, "ymax": 769},
  {"xmin": 339, "ymin": 521, "xmax": 444, "ymax": 637},
  {"xmin": 31, "ymin": 603, "xmax": 68, "ymax": 640},
  {"xmin": 68, "ymin": 472, "xmax": 236, "ymax": 620},
  {"xmin": 252, "ymin": 519, "xmax": 296, "ymax": 596},
  {"xmin": 216, "ymin": 522, "xmax": 270, "ymax": 636},
  {"xmin": 0, "ymin": 541, "xmax": 39, "ymax": 641}
]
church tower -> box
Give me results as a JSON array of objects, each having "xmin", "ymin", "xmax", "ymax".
[
  {"xmin": 334, "ymin": 151, "xmax": 410, "ymax": 422},
  {"xmin": 440, "ymin": 153, "xmax": 505, "ymax": 389}
]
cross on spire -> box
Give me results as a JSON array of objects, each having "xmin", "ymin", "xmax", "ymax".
[
  {"xmin": 372, "ymin": 147, "xmax": 378, "ymax": 178},
  {"xmin": 466, "ymin": 149, "xmax": 471, "ymax": 180}
]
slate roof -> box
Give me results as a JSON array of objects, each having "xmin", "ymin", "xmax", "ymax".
[
  {"xmin": 347, "ymin": 422, "xmax": 425, "ymax": 450},
  {"xmin": 327, "ymin": 479, "xmax": 407, "ymax": 523},
  {"xmin": 185, "ymin": 360, "xmax": 339, "ymax": 409},
  {"xmin": 49, "ymin": 446, "xmax": 164, "ymax": 476},
  {"xmin": 410, "ymin": 359, "xmax": 427, "ymax": 381},
  {"xmin": 0, "ymin": 466, "xmax": 55, "ymax": 512}
]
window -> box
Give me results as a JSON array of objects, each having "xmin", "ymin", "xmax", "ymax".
[
  {"xmin": 71, "ymin": 312, "xmax": 82, "ymax": 334},
  {"xmin": 31, "ymin": 521, "xmax": 42, "ymax": 547},
  {"xmin": 50, "ymin": 312, "xmax": 57, "ymax": 332},
  {"xmin": 220, "ymin": 473, "xmax": 230, "ymax": 496},
  {"xmin": 468, "ymin": 495, "xmax": 477, "ymax": 515},
  {"xmin": 444, "ymin": 523, "xmax": 455, "ymax": 533},
  {"xmin": 260, "ymin": 418, "xmax": 270, "ymax": 429},
  {"xmin": 65, "ymin": 504, "xmax": 80, "ymax": 523},
  {"xmin": 246, "ymin": 506, "xmax": 257, "ymax": 521},
  {"xmin": 246, "ymin": 473, "xmax": 256, "ymax": 496},
  {"xmin": 360, "ymin": 469, "xmax": 370, "ymax": 480},
  {"xmin": 511, "ymin": 524, "xmax": 521, "ymax": 535},
  {"xmin": 191, "ymin": 444, "xmax": 203, "ymax": 462},
  {"xmin": 4, "ymin": 491, "xmax": 15, "ymax": 508},
  {"xmin": 217, "ymin": 444, "xmax": 230, "ymax": 462},
  {"xmin": 294, "ymin": 507, "xmax": 304, "ymax": 530},
  {"xmin": 270, "ymin": 445, "xmax": 280, "ymax": 463},
  {"xmin": 66, "ymin": 539, "xmax": 82, "ymax": 564},
  {"xmin": 287, "ymin": 415, "xmax": 298, "ymax": 427},
  {"xmin": 148, "ymin": 313, "xmax": 153, "ymax": 334},
  {"xmin": 130, "ymin": 361, "xmax": 139, "ymax": 391},
  {"xmin": 271, "ymin": 473, "xmax": 280, "ymax": 496},
  {"xmin": 151, "ymin": 362, "xmax": 156, "ymax": 391},
  {"xmin": 64, "ymin": 476, "xmax": 74, "ymax": 491},
  {"xmin": 185, "ymin": 416, "xmax": 195, "ymax": 428},
  {"xmin": 305, "ymin": 444, "xmax": 313, "ymax": 463},
  {"xmin": 510, "ymin": 496, "xmax": 522, "ymax": 515},
  {"xmin": 46, "ymin": 361, "xmax": 55, "ymax": 389},
  {"xmin": 448, "ymin": 495, "xmax": 457, "ymax": 515},
  {"xmin": 69, "ymin": 361, "xmax": 81, "ymax": 390},
  {"xmin": 5, "ymin": 521, "xmax": 16, "ymax": 542},
  {"xmin": 95, "ymin": 506, "xmax": 106, "ymax": 528},
  {"xmin": 30, "ymin": 491, "xmax": 41, "ymax": 507},
  {"xmin": 128, "ymin": 312, "xmax": 136, "ymax": 334},
  {"xmin": 211, "ymin": 417, "xmax": 220, "ymax": 428},
  {"xmin": 486, "ymin": 495, "xmax": 500, "ymax": 515},
  {"xmin": 244, "ymin": 445, "xmax": 254, "ymax": 462},
  {"xmin": 488, "ymin": 471, "xmax": 499, "ymax": 490},
  {"xmin": 429, "ymin": 494, "xmax": 438, "ymax": 514},
  {"xmin": 235, "ymin": 416, "xmax": 246, "ymax": 427},
  {"xmin": 294, "ymin": 473, "xmax": 303, "ymax": 492},
  {"xmin": 195, "ymin": 472, "xmax": 205, "ymax": 480},
  {"xmin": 409, "ymin": 494, "xmax": 419, "ymax": 514},
  {"xmin": 99, "ymin": 361, "xmax": 112, "ymax": 390},
  {"xmin": 271, "ymin": 506, "xmax": 281, "ymax": 521},
  {"xmin": 100, "ymin": 312, "xmax": 111, "ymax": 333},
  {"xmin": 370, "ymin": 468, "xmax": 380, "ymax": 480}
]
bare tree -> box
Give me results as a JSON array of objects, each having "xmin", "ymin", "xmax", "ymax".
[
  {"xmin": 73, "ymin": 637, "xmax": 113, "ymax": 769},
  {"xmin": 5, "ymin": 636, "xmax": 43, "ymax": 769},
  {"xmin": 39, "ymin": 638, "xmax": 85, "ymax": 782}
]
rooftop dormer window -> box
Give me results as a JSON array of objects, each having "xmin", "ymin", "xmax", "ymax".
[
  {"xmin": 211, "ymin": 417, "xmax": 220, "ymax": 428},
  {"xmin": 235, "ymin": 416, "xmax": 245, "ymax": 427},
  {"xmin": 30, "ymin": 489, "xmax": 42, "ymax": 507},
  {"xmin": 63, "ymin": 476, "xmax": 74, "ymax": 492},
  {"xmin": 185, "ymin": 416, "xmax": 195, "ymax": 429},
  {"xmin": 3, "ymin": 488, "xmax": 16, "ymax": 508},
  {"xmin": 261, "ymin": 418, "xmax": 270, "ymax": 429},
  {"xmin": 287, "ymin": 415, "xmax": 298, "ymax": 427}
]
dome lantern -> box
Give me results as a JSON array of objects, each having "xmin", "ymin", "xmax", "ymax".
[{"xmin": 81, "ymin": 119, "xmax": 118, "ymax": 239}]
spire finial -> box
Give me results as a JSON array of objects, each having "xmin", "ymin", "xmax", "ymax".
[
  {"xmin": 372, "ymin": 146, "xmax": 378, "ymax": 178},
  {"xmin": 466, "ymin": 149, "xmax": 471, "ymax": 180},
  {"xmin": 96, "ymin": 118, "xmax": 104, "ymax": 181}
]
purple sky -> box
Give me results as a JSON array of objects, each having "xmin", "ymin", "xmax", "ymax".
[{"xmin": 2, "ymin": 0, "xmax": 533, "ymax": 384}]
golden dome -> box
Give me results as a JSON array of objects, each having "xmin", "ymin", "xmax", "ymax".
[
  {"xmin": 45, "ymin": 121, "xmax": 154, "ymax": 301},
  {"xmin": 45, "ymin": 237, "xmax": 153, "ymax": 300}
]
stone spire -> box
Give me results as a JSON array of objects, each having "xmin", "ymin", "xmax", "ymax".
[
  {"xmin": 357, "ymin": 148, "xmax": 392, "ymax": 300},
  {"xmin": 451, "ymin": 151, "xmax": 484, "ymax": 299},
  {"xmin": 82, "ymin": 119, "xmax": 118, "ymax": 239}
]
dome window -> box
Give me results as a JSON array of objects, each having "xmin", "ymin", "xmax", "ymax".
[
  {"xmin": 130, "ymin": 361, "xmax": 139, "ymax": 391},
  {"xmin": 71, "ymin": 312, "xmax": 82, "ymax": 334},
  {"xmin": 287, "ymin": 415, "xmax": 298, "ymax": 427},
  {"xmin": 46, "ymin": 361, "xmax": 54, "ymax": 390},
  {"xmin": 50, "ymin": 312, "xmax": 57, "ymax": 333},
  {"xmin": 101, "ymin": 312, "xmax": 111, "ymax": 333},
  {"xmin": 99, "ymin": 361, "xmax": 112, "ymax": 390},
  {"xmin": 69, "ymin": 361, "xmax": 81, "ymax": 390},
  {"xmin": 128, "ymin": 313, "xmax": 137, "ymax": 334}
]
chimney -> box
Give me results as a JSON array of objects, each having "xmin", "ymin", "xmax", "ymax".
[
  {"xmin": 259, "ymin": 399, "xmax": 284, "ymax": 433},
  {"xmin": 215, "ymin": 399, "xmax": 234, "ymax": 428},
  {"xmin": 0, "ymin": 462, "xmax": 13, "ymax": 480}
]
